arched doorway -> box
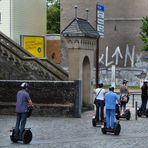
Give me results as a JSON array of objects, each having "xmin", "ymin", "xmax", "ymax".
[{"xmin": 82, "ymin": 56, "xmax": 91, "ymax": 107}]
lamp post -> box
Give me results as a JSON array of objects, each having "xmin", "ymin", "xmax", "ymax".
[{"xmin": 96, "ymin": 37, "xmax": 99, "ymax": 87}]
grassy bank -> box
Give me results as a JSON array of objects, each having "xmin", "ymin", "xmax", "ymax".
[{"xmin": 103, "ymin": 85, "xmax": 141, "ymax": 92}]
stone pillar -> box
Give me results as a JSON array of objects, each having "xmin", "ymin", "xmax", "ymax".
[{"xmin": 74, "ymin": 80, "xmax": 82, "ymax": 118}]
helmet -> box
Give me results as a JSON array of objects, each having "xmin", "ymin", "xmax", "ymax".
[
  {"xmin": 21, "ymin": 82, "xmax": 29, "ymax": 89},
  {"xmin": 99, "ymin": 83, "xmax": 103, "ymax": 88},
  {"xmin": 143, "ymin": 79, "xmax": 148, "ymax": 83},
  {"xmin": 109, "ymin": 86, "xmax": 114, "ymax": 91},
  {"xmin": 123, "ymin": 79, "xmax": 128, "ymax": 84}
]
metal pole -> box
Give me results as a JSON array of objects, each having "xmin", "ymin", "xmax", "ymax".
[
  {"xmin": 85, "ymin": 8, "xmax": 89, "ymax": 21},
  {"xmin": 96, "ymin": 3, "xmax": 100, "ymax": 87},
  {"xmin": 74, "ymin": 5, "xmax": 78, "ymax": 19},
  {"xmin": 132, "ymin": 94, "xmax": 135, "ymax": 108},
  {"xmin": 135, "ymin": 101, "xmax": 138, "ymax": 120},
  {"xmin": 96, "ymin": 37, "xmax": 99, "ymax": 87}
]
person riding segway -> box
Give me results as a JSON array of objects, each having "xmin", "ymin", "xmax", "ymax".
[
  {"xmin": 92, "ymin": 83, "xmax": 105, "ymax": 126},
  {"xmin": 119, "ymin": 80, "xmax": 131, "ymax": 120},
  {"xmin": 137, "ymin": 79, "xmax": 148, "ymax": 117},
  {"xmin": 101, "ymin": 86, "xmax": 121, "ymax": 135},
  {"xmin": 10, "ymin": 82, "xmax": 33, "ymax": 144}
]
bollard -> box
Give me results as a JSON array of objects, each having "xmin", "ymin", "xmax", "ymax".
[
  {"xmin": 135, "ymin": 101, "xmax": 138, "ymax": 120},
  {"xmin": 132, "ymin": 94, "xmax": 134, "ymax": 108}
]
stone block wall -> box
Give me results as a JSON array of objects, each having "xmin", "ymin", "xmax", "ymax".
[{"xmin": 0, "ymin": 80, "xmax": 82, "ymax": 117}]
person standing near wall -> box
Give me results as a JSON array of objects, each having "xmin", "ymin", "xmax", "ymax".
[
  {"xmin": 94, "ymin": 83, "xmax": 106, "ymax": 123},
  {"xmin": 140, "ymin": 79, "xmax": 148, "ymax": 114},
  {"xmin": 120, "ymin": 80, "xmax": 130, "ymax": 114},
  {"xmin": 14, "ymin": 82, "xmax": 33, "ymax": 138}
]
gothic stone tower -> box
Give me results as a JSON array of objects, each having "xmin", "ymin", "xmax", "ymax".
[{"xmin": 62, "ymin": 17, "xmax": 98, "ymax": 107}]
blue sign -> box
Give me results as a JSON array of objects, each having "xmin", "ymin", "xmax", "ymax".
[{"xmin": 97, "ymin": 5, "xmax": 104, "ymax": 12}]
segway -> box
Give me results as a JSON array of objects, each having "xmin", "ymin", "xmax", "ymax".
[
  {"xmin": 137, "ymin": 107, "xmax": 148, "ymax": 117},
  {"xmin": 115, "ymin": 104, "xmax": 131, "ymax": 120},
  {"xmin": 101, "ymin": 121, "xmax": 121, "ymax": 135},
  {"xmin": 10, "ymin": 106, "xmax": 33, "ymax": 144},
  {"xmin": 10, "ymin": 128, "xmax": 32, "ymax": 144}
]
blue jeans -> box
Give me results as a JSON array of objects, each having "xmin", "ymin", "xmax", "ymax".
[
  {"xmin": 106, "ymin": 109, "xmax": 115, "ymax": 129},
  {"xmin": 120, "ymin": 101, "xmax": 126, "ymax": 111},
  {"xmin": 15, "ymin": 113, "xmax": 27, "ymax": 137}
]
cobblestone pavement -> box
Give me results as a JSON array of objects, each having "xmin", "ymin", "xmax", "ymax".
[{"xmin": 0, "ymin": 95, "xmax": 148, "ymax": 148}]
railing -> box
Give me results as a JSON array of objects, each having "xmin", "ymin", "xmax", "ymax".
[{"xmin": 130, "ymin": 92, "xmax": 141, "ymax": 108}]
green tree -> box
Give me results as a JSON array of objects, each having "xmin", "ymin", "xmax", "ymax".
[
  {"xmin": 47, "ymin": 0, "xmax": 60, "ymax": 34},
  {"xmin": 139, "ymin": 16, "xmax": 148, "ymax": 51}
]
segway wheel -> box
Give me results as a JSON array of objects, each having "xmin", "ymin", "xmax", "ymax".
[
  {"xmin": 101, "ymin": 122, "xmax": 106, "ymax": 134},
  {"xmin": 137, "ymin": 109, "xmax": 142, "ymax": 117},
  {"xmin": 101, "ymin": 127, "xmax": 106, "ymax": 134},
  {"xmin": 114, "ymin": 123, "xmax": 121, "ymax": 135},
  {"xmin": 22, "ymin": 129, "xmax": 32, "ymax": 144},
  {"xmin": 125, "ymin": 110, "xmax": 131, "ymax": 120},
  {"xmin": 92, "ymin": 118, "xmax": 96, "ymax": 127},
  {"xmin": 145, "ymin": 109, "xmax": 148, "ymax": 117},
  {"xmin": 115, "ymin": 113, "xmax": 120, "ymax": 120},
  {"xmin": 10, "ymin": 129, "xmax": 18, "ymax": 143}
]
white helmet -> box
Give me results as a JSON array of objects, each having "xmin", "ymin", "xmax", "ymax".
[
  {"xmin": 21, "ymin": 82, "xmax": 29, "ymax": 89},
  {"xmin": 143, "ymin": 79, "xmax": 148, "ymax": 83}
]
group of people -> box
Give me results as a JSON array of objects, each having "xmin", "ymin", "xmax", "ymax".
[
  {"xmin": 94, "ymin": 79, "xmax": 148, "ymax": 129},
  {"xmin": 13, "ymin": 79, "xmax": 147, "ymax": 138},
  {"xmin": 94, "ymin": 80, "xmax": 129, "ymax": 129}
]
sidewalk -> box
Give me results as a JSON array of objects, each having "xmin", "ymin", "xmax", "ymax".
[{"xmin": 0, "ymin": 95, "xmax": 148, "ymax": 148}]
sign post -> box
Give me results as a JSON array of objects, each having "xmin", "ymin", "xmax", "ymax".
[{"xmin": 96, "ymin": 4, "xmax": 104, "ymax": 87}]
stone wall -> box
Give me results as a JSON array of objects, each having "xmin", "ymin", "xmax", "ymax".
[{"xmin": 0, "ymin": 80, "xmax": 82, "ymax": 117}]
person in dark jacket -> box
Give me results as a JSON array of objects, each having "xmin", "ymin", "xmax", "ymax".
[{"xmin": 140, "ymin": 79, "xmax": 148, "ymax": 114}]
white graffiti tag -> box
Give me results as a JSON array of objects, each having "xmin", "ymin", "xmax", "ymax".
[
  {"xmin": 99, "ymin": 44, "xmax": 135, "ymax": 67},
  {"xmin": 124, "ymin": 45, "xmax": 135, "ymax": 67},
  {"xmin": 112, "ymin": 46, "xmax": 123, "ymax": 65},
  {"xmin": 105, "ymin": 46, "xmax": 113, "ymax": 67}
]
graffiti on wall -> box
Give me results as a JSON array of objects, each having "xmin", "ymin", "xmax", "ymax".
[
  {"xmin": 99, "ymin": 44, "xmax": 141, "ymax": 67},
  {"xmin": 98, "ymin": 44, "xmax": 148, "ymax": 86}
]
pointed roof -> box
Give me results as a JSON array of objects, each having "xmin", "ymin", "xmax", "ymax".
[{"xmin": 61, "ymin": 18, "xmax": 99, "ymax": 38}]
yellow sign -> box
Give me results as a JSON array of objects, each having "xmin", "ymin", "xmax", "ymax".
[{"xmin": 22, "ymin": 36, "xmax": 45, "ymax": 58}]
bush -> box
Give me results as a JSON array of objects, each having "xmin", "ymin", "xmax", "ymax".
[{"xmin": 139, "ymin": 16, "xmax": 148, "ymax": 51}]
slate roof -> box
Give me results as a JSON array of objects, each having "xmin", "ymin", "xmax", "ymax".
[{"xmin": 61, "ymin": 18, "xmax": 99, "ymax": 38}]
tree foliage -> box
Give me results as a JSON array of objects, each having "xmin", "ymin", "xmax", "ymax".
[
  {"xmin": 139, "ymin": 16, "xmax": 148, "ymax": 51},
  {"xmin": 47, "ymin": 0, "xmax": 60, "ymax": 34}
]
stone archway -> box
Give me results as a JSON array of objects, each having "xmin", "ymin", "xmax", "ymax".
[{"xmin": 82, "ymin": 56, "xmax": 91, "ymax": 107}]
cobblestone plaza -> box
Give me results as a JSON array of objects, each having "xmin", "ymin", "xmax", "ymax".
[{"xmin": 0, "ymin": 95, "xmax": 148, "ymax": 148}]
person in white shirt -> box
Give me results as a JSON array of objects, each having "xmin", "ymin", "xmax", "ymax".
[{"xmin": 94, "ymin": 83, "xmax": 106, "ymax": 123}]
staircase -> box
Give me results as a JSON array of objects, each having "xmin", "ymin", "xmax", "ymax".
[{"xmin": 0, "ymin": 31, "xmax": 68, "ymax": 80}]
